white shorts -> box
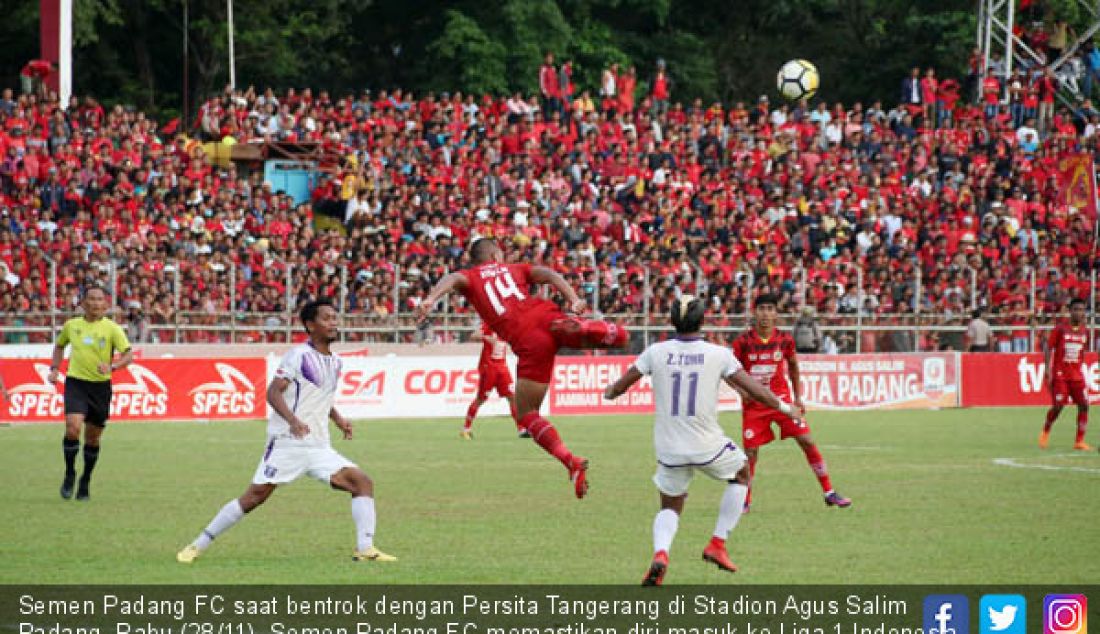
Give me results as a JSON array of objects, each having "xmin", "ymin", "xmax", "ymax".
[
  {"xmin": 252, "ymin": 438, "xmax": 356, "ymax": 485},
  {"xmin": 653, "ymin": 440, "xmax": 747, "ymax": 497}
]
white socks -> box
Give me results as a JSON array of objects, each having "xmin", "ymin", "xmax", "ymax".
[
  {"xmin": 714, "ymin": 483, "xmax": 749, "ymax": 540},
  {"xmin": 194, "ymin": 499, "xmax": 245, "ymax": 550},
  {"xmin": 652, "ymin": 508, "xmax": 679, "ymax": 554},
  {"xmin": 351, "ymin": 496, "xmax": 376, "ymax": 551}
]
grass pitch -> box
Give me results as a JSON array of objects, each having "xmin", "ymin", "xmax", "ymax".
[{"xmin": 0, "ymin": 408, "xmax": 1097, "ymax": 584}]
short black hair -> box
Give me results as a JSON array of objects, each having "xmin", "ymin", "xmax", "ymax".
[
  {"xmin": 754, "ymin": 293, "xmax": 779, "ymax": 309},
  {"xmin": 300, "ymin": 298, "xmax": 335, "ymax": 327},
  {"xmin": 1070, "ymin": 297, "xmax": 1087, "ymax": 308},
  {"xmin": 671, "ymin": 294, "xmax": 706, "ymax": 334},
  {"xmin": 82, "ymin": 285, "xmax": 108, "ymax": 299},
  {"xmin": 469, "ymin": 237, "xmax": 498, "ymax": 263}
]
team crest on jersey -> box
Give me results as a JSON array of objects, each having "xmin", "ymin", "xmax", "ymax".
[{"xmin": 773, "ymin": 350, "xmax": 782, "ymax": 361}]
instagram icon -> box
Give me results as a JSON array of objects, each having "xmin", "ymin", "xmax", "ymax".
[{"xmin": 1044, "ymin": 595, "xmax": 1088, "ymax": 634}]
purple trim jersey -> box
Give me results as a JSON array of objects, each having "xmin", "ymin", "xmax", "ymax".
[{"xmin": 268, "ymin": 343, "xmax": 343, "ymax": 446}]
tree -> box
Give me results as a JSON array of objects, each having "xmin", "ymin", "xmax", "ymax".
[{"xmin": 0, "ymin": 0, "xmax": 978, "ymax": 116}]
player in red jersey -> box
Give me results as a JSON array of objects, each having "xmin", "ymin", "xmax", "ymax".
[
  {"xmin": 732, "ymin": 294, "xmax": 851, "ymax": 510},
  {"xmin": 415, "ymin": 238, "xmax": 629, "ymax": 498},
  {"xmin": 461, "ymin": 323, "xmax": 527, "ymax": 440},
  {"xmin": 1040, "ymin": 297, "xmax": 1092, "ymax": 450}
]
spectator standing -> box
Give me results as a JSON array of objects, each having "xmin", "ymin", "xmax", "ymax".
[
  {"xmin": 921, "ymin": 68, "xmax": 938, "ymax": 125},
  {"xmin": 601, "ymin": 63, "xmax": 618, "ymax": 110},
  {"xmin": 1047, "ymin": 19, "xmax": 1074, "ymax": 62},
  {"xmin": 539, "ymin": 52, "xmax": 561, "ymax": 120},
  {"xmin": 1038, "ymin": 67, "xmax": 1057, "ymax": 131},
  {"xmin": 650, "ymin": 59, "xmax": 672, "ymax": 115},
  {"xmin": 558, "ymin": 60, "xmax": 574, "ymax": 114},
  {"xmin": 793, "ymin": 306, "xmax": 822, "ymax": 354},
  {"xmin": 901, "ymin": 67, "xmax": 922, "ymax": 112},
  {"xmin": 617, "ymin": 65, "xmax": 637, "ymax": 115},
  {"xmin": 967, "ymin": 309, "xmax": 993, "ymax": 352}
]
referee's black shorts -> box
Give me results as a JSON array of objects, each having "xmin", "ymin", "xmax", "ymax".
[{"xmin": 64, "ymin": 377, "xmax": 113, "ymax": 427}]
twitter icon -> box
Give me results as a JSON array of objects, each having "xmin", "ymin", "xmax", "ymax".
[{"xmin": 981, "ymin": 595, "xmax": 1026, "ymax": 634}]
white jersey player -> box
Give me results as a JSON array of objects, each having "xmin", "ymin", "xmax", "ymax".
[
  {"xmin": 177, "ymin": 300, "xmax": 396, "ymax": 564},
  {"xmin": 604, "ymin": 295, "xmax": 802, "ymax": 585}
]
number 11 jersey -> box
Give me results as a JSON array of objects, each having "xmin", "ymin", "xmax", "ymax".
[{"xmin": 633, "ymin": 336, "xmax": 743, "ymax": 464}]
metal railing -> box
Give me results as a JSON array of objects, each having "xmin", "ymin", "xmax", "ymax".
[
  {"xmin": 0, "ymin": 308, "xmax": 1088, "ymax": 355},
  {"xmin": 1, "ymin": 258, "xmax": 1095, "ymax": 353}
]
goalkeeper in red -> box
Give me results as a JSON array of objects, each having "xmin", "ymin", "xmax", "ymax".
[
  {"xmin": 415, "ymin": 238, "xmax": 629, "ymax": 498},
  {"xmin": 1040, "ymin": 297, "xmax": 1092, "ymax": 450},
  {"xmin": 733, "ymin": 294, "xmax": 851, "ymax": 510}
]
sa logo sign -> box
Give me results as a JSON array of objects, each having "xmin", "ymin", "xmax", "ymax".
[{"xmin": 341, "ymin": 371, "xmax": 386, "ymax": 397}]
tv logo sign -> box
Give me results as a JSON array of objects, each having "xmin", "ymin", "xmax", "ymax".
[
  {"xmin": 925, "ymin": 595, "xmax": 970, "ymax": 634},
  {"xmin": 980, "ymin": 595, "xmax": 1025, "ymax": 634},
  {"xmin": 1045, "ymin": 595, "xmax": 1087, "ymax": 634}
]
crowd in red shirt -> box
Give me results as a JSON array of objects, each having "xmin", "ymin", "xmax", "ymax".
[{"xmin": 0, "ymin": 71, "xmax": 1097, "ymax": 347}]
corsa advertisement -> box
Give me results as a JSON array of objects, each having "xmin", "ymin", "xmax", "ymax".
[
  {"xmin": 547, "ymin": 353, "xmax": 959, "ymax": 415},
  {"xmin": 333, "ymin": 356, "xmax": 518, "ymax": 419},
  {"xmin": 1, "ymin": 358, "xmax": 266, "ymax": 423},
  {"xmin": 960, "ymin": 353, "xmax": 1100, "ymax": 407}
]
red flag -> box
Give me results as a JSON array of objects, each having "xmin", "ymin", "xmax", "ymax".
[
  {"xmin": 1056, "ymin": 153, "xmax": 1097, "ymax": 219},
  {"xmin": 161, "ymin": 118, "xmax": 180, "ymax": 136}
]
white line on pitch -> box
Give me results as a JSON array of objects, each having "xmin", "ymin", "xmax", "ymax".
[
  {"xmin": 993, "ymin": 458, "xmax": 1100, "ymax": 474},
  {"xmin": 818, "ymin": 444, "xmax": 888, "ymax": 451}
]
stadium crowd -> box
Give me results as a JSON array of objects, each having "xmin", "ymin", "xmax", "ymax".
[{"xmin": 0, "ymin": 55, "xmax": 1098, "ymax": 351}]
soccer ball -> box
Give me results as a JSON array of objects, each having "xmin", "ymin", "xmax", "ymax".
[{"xmin": 776, "ymin": 59, "xmax": 819, "ymax": 101}]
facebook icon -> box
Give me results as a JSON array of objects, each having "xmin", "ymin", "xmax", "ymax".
[{"xmin": 924, "ymin": 595, "xmax": 970, "ymax": 634}]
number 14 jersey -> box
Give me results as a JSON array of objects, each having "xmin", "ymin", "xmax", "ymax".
[
  {"xmin": 459, "ymin": 262, "xmax": 545, "ymax": 341},
  {"xmin": 633, "ymin": 337, "xmax": 743, "ymax": 463}
]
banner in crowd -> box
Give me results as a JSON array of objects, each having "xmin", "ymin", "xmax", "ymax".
[
  {"xmin": 1, "ymin": 358, "xmax": 267, "ymax": 423},
  {"xmin": 960, "ymin": 353, "xmax": 1100, "ymax": 407},
  {"xmin": 1055, "ymin": 153, "xmax": 1098, "ymax": 218}
]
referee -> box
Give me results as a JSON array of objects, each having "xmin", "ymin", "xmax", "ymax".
[{"xmin": 47, "ymin": 286, "xmax": 133, "ymax": 501}]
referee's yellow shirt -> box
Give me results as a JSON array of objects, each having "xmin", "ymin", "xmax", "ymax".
[{"xmin": 56, "ymin": 317, "xmax": 132, "ymax": 383}]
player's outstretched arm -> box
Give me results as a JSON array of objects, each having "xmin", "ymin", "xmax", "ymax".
[
  {"xmin": 604, "ymin": 366, "xmax": 644, "ymax": 400},
  {"xmin": 530, "ymin": 266, "xmax": 586, "ymax": 314},
  {"xmin": 725, "ymin": 370, "xmax": 803, "ymax": 418},
  {"xmin": 415, "ymin": 272, "xmax": 469, "ymax": 322},
  {"xmin": 267, "ymin": 376, "xmax": 309, "ymax": 438}
]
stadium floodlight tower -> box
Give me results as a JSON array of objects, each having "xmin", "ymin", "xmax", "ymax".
[{"xmin": 977, "ymin": 0, "xmax": 1100, "ymax": 104}]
